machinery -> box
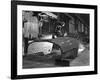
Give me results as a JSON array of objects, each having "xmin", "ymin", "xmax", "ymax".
[{"xmin": 27, "ymin": 36, "xmax": 79, "ymax": 66}]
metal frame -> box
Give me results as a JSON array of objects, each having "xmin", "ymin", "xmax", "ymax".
[{"xmin": 11, "ymin": 1, "xmax": 97, "ymax": 79}]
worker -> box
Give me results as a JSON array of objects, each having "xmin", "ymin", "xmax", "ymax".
[
  {"xmin": 23, "ymin": 12, "xmax": 39, "ymax": 55},
  {"xmin": 55, "ymin": 22, "xmax": 65, "ymax": 37}
]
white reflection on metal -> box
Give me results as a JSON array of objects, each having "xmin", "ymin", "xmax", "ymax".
[{"xmin": 28, "ymin": 42, "xmax": 53, "ymax": 55}]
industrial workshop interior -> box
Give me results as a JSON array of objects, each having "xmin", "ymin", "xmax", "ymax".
[{"xmin": 22, "ymin": 11, "xmax": 90, "ymax": 69}]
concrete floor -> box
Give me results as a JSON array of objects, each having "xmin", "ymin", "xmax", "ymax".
[
  {"xmin": 70, "ymin": 48, "xmax": 89, "ymax": 66},
  {"xmin": 23, "ymin": 47, "xmax": 89, "ymax": 69},
  {"xmin": 23, "ymin": 53, "xmax": 60, "ymax": 68}
]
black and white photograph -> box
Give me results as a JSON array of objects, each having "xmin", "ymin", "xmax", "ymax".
[
  {"xmin": 11, "ymin": 1, "xmax": 97, "ymax": 79},
  {"xmin": 22, "ymin": 11, "xmax": 90, "ymax": 68}
]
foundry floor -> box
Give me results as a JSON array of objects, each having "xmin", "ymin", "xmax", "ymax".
[{"xmin": 23, "ymin": 46, "xmax": 89, "ymax": 69}]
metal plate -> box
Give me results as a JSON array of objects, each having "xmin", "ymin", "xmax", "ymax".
[{"xmin": 28, "ymin": 42, "xmax": 53, "ymax": 55}]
